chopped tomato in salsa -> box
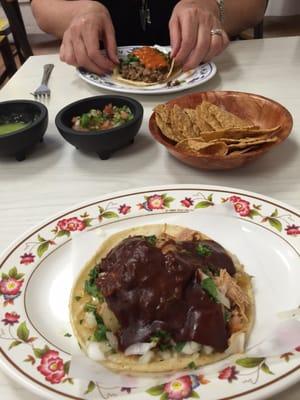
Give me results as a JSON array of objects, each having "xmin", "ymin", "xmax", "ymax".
[{"xmin": 72, "ymin": 104, "xmax": 134, "ymax": 131}]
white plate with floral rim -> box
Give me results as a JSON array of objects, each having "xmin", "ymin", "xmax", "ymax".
[
  {"xmin": 77, "ymin": 45, "xmax": 217, "ymax": 95},
  {"xmin": 0, "ymin": 184, "xmax": 300, "ymax": 400}
]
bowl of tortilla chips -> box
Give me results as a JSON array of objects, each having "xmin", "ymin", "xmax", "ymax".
[{"xmin": 149, "ymin": 91, "xmax": 293, "ymax": 170}]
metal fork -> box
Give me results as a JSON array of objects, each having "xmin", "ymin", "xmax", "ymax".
[{"xmin": 32, "ymin": 64, "xmax": 54, "ymax": 98}]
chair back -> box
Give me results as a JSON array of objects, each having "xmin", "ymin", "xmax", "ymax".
[{"xmin": 0, "ymin": 0, "xmax": 33, "ymax": 63}]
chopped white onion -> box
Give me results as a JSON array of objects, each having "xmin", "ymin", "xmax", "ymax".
[
  {"xmin": 86, "ymin": 342, "xmax": 105, "ymax": 361},
  {"xmin": 202, "ymin": 345, "xmax": 214, "ymax": 355},
  {"xmin": 226, "ymin": 332, "xmax": 245, "ymax": 355},
  {"xmin": 138, "ymin": 350, "xmax": 155, "ymax": 364},
  {"xmin": 106, "ymin": 331, "xmax": 118, "ymax": 350},
  {"xmin": 84, "ymin": 312, "xmax": 97, "ymax": 329},
  {"xmin": 158, "ymin": 350, "xmax": 172, "ymax": 360},
  {"xmin": 216, "ymin": 290, "xmax": 231, "ymax": 309},
  {"xmin": 125, "ymin": 342, "xmax": 155, "ymax": 356},
  {"xmin": 181, "ymin": 341, "xmax": 202, "ymax": 355}
]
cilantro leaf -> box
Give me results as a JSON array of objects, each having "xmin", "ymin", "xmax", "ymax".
[
  {"xmin": 196, "ymin": 244, "xmax": 212, "ymax": 257},
  {"xmin": 201, "ymin": 277, "xmax": 218, "ymax": 301},
  {"xmin": 145, "ymin": 235, "xmax": 157, "ymax": 246}
]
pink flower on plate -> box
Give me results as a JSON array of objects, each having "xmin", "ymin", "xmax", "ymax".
[
  {"xmin": 229, "ymin": 196, "xmax": 251, "ymax": 217},
  {"xmin": 180, "ymin": 197, "xmax": 194, "ymax": 208},
  {"xmin": 285, "ymin": 225, "xmax": 300, "ymax": 236},
  {"xmin": 218, "ymin": 366, "xmax": 239, "ymax": 382},
  {"xmin": 37, "ymin": 350, "xmax": 65, "ymax": 384},
  {"xmin": 164, "ymin": 375, "xmax": 192, "ymax": 399},
  {"xmin": 20, "ymin": 252, "xmax": 35, "ymax": 265},
  {"xmin": 295, "ymin": 346, "xmax": 300, "ymax": 352},
  {"xmin": 57, "ymin": 217, "xmax": 85, "ymax": 232},
  {"xmin": 146, "ymin": 195, "xmax": 164, "ymax": 210},
  {"xmin": 1, "ymin": 311, "xmax": 20, "ymax": 325},
  {"xmin": 229, "ymin": 196, "xmax": 242, "ymax": 203},
  {"xmin": 118, "ymin": 204, "xmax": 131, "ymax": 215},
  {"xmin": 0, "ymin": 277, "xmax": 23, "ymax": 296}
]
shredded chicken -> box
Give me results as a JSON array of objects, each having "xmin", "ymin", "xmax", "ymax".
[
  {"xmin": 229, "ymin": 308, "xmax": 245, "ymax": 333},
  {"xmin": 156, "ymin": 232, "xmax": 175, "ymax": 249},
  {"xmin": 214, "ymin": 269, "xmax": 250, "ymax": 321}
]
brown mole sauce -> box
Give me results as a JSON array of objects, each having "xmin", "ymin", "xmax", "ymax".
[{"xmin": 96, "ymin": 236, "xmax": 236, "ymax": 352}]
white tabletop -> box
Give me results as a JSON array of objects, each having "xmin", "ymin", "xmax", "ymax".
[{"xmin": 0, "ymin": 36, "xmax": 300, "ymax": 399}]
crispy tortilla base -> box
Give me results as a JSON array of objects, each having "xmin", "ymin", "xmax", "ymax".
[{"xmin": 70, "ymin": 224, "xmax": 254, "ymax": 373}]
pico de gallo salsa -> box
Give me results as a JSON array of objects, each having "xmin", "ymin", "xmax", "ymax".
[{"xmin": 72, "ymin": 104, "xmax": 134, "ymax": 131}]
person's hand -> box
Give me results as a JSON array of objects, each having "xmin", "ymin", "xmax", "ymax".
[
  {"xmin": 169, "ymin": 0, "xmax": 229, "ymax": 71},
  {"xmin": 60, "ymin": 2, "xmax": 118, "ymax": 75}
]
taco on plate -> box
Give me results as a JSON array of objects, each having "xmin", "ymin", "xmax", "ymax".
[
  {"xmin": 70, "ymin": 224, "xmax": 254, "ymax": 373},
  {"xmin": 112, "ymin": 46, "xmax": 180, "ymax": 86}
]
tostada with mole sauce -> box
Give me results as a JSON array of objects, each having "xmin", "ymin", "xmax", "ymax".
[
  {"xmin": 113, "ymin": 46, "xmax": 181, "ymax": 86},
  {"xmin": 70, "ymin": 224, "xmax": 254, "ymax": 373}
]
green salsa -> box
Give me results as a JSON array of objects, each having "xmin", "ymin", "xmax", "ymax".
[{"xmin": 0, "ymin": 121, "xmax": 30, "ymax": 136}]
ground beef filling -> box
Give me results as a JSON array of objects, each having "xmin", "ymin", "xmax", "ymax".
[
  {"xmin": 96, "ymin": 236, "xmax": 236, "ymax": 352},
  {"xmin": 119, "ymin": 62, "xmax": 169, "ymax": 83}
]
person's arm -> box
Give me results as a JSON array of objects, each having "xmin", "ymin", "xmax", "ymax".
[
  {"xmin": 222, "ymin": 0, "xmax": 268, "ymax": 37},
  {"xmin": 31, "ymin": 0, "xmax": 97, "ymax": 38},
  {"xmin": 31, "ymin": 0, "xmax": 118, "ymax": 74}
]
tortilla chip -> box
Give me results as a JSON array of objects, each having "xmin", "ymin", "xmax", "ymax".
[
  {"xmin": 176, "ymin": 138, "xmax": 228, "ymax": 156},
  {"xmin": 227, "ymin": 136, "xmax": 278, "ymax": 149},
  {"xmin": 198, "ymin": 102, "xmax": 223, "ymax": 130},
  {"xmin": 200, "ymin": 101, "xmax": 254, "ymax": 129},
  {"xmin": 154, "ymin": 104, "xmax": 182, "ymax": 142},
  {"xmin": 199, "ymin": 126, "xmax": 280, "ymax": 142},
  {"xmin": 184, "ymin": 109, "xmax": 202, "ymax": 136}
]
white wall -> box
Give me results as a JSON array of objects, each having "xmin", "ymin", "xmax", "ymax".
[{"xmin": 266, "ymin": 0, "xmax": 300, "ymax": 16}]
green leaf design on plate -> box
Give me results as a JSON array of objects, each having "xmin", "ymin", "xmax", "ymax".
[
  {"xmin": 146, "ymin": 384, "xmax": 164, "ymax": 396},
  {"xmin": 267, "ymin": 217, "xmax": 282, "ymax": 232},
  {"xmin": 83, "ymin": 218, "xmax": 93, "ymax": 227},
  {"xmin": 163, "ymin": 197, "xmax": 175, "ymax": 207},
  {"xmin": 56, "ymin": 230, "xmax": 71, "ymax": 238},
  {"xmin": 190, "ymin": 391, "xmax": 200, "ymax": 398},
  {"xmin": 17, "ymin": 322, "xmax": 29, "ymax": 342},
  {"xmin": 101, "ymin": 211, "xmax": 119, "ymax": 219},
  {"xmin": 37, "ymin": 241, "xmax": 50, "ymax": 257},
  {"xmin": 261, "ymin": 362, "xmax": 274, "ymax": 375},
  {"xmin": 160, "ymin": 393, "xmax": 168, "ymax": 400},
  {"xmin": 84, "ymin": 381, "xmax": 96, "ymax": 394},
  {"xmin": 38, "ymin": 234, "xmax": 46, "ymax": 242},
  {"xmin": 207, "ymin": 193, "xmax": 213, "ymax": 202},
  {"xmin": 8, "ymin": 267, "xmax": 18, "ymax": 278},
  {"xmin": 33, "ymin": 345, "xmax": 50, "ymax": 358},
  {"xmin": 101, "ymin": 211, "xmax": 118, "ymax": 218},
  {"xmin": 236, "ymin": 357, "xmax": 265, "ymax": 368},
  {"xmin": 1, "ymin": 272, "xmax": 9, "ymax": 279},
  {"xmin": 9, "ymin": 340, "xmax": 22, "ymax": 350},
  {"xmin": 195, "ymin": 201, "xmax": 213, "ymax": 209},
  {"xmin": 271, "ymin": 209, "xmax": 279, "ymax": 217},
  {"xmin": 63, "ymin": 377, "xmax": 74, "ymax": 384},
  {"xmin": 64, "ymin": 360, "xmax": 71, "ymax": 374},
  {"xmin": 248, "ymin": 209, "xmax": 261, "ymax": 219}
]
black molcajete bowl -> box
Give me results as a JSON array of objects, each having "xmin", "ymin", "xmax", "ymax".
[
  {"xmin": 0, "ymin": 100, "xmax": 48, "ymax": 161},
  {"xmin": 55, "ymin": 95, "xmax": 144, "ymax": 159}
]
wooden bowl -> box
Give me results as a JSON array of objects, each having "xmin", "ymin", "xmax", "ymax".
[{"xmin": 148, "ymin": 91, "xmax": 293, "ymax": 170}]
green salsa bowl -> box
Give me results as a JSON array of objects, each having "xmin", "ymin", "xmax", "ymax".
[{"xmin": 0, "ymin": 100, "xmax": 48, "ymax": 161}]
